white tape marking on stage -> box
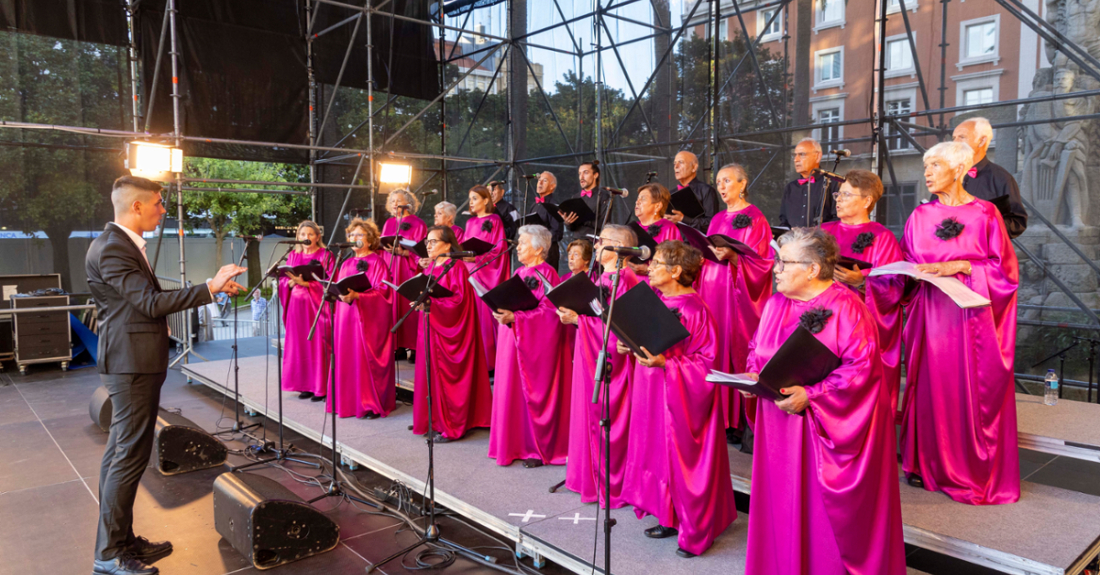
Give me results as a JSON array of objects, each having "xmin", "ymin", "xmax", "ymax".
[
  {"xmin": 558, "ymin": 513, "xmax": 597, "ymax": 525},
  {"xmin": 508, "ymin": 510, "xmax": 547, "ymax": 523}
]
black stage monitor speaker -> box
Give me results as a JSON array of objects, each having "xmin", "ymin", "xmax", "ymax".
[
  {"xmin": 90, "ymin": 386, "xmax": 112, "ymax": 432},
  {"xmin": 154, "ymin": 410, "xmax": 228, "ymax": 476},
  {"xmin": 213, "ymin": 472, "xmax": 340, "ymax": 570}
]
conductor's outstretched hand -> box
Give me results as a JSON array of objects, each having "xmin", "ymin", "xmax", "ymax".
[{"xmin": 209, "ymin": 264, "xmax": 247, "ymax": 295}]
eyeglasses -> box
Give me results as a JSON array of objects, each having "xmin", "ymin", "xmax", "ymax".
[
  {"xmin": 651, "ymin": 259, "xmax": 675, "ymax": 269},
  {"xmin": 425, "ymin": 239, "xmax": 446, "ymax": 247},
  {"xmin": 594, "ymin": 237, "xmax": 622, "ymax": 247},
  {"xmin": 774, "ymin": 258, "xmax": 813, "ymax": 272},
  {"xmin": 347, "ymin": 232, "xmax": 367, "ymax": 238},
  {"xmin": 831, "ymin": 190, "xmax": 861, "ymax": 201}
]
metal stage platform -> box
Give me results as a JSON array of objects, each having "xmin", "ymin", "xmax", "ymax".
[{"xmin": 183, "ymin": 355, "xmax": 1100, "ymax": 575}]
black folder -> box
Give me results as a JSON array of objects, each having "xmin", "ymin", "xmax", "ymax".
[
  {"xmin": 707, "ymin": 325, "xmax": 841, "ymax": 408},
  {"xmin": 461, "ymin": 237, "xmax": 496, "ymax": 256},
  {"xmin": 670, "ymin": 188, "xmax": 706, "ymax": 219},
  {"xmin": 836, "ymin": 255, "xmax": 872, "ymax": 271},
  {"xmin": 273, "ymin": 260, "xmax": 326, "ymax": 282},
  {"xmin": 380, "ymin": 235, "xmax": 414, "ymax": 250},
  {"xmin": 627, "ymin": 222, "xmax": 659, "ymax": 261},
  {"xmin": 675, "ymin": 224, "xmax": 761, "ymax": 264},
  {"xmin": 474, "ymin": 274, "xmax": 541, "ymax": 313},
  {"xmin": 519, "ymin": 202, "xmax": 564, "ymax": 228},
  {"xmin": 771, "ymin": 225, "xmax": 791, "ymax": 241},
  {"xmin": 385, "ymin": 274, "xmax": 454, "ymax": 302},
  {"xmin": 327, "ymin": 272, "xmax": 372, "ymax": 299},
  {"xmin": 544, "ymin": 272, "xmax": 603, "ymax": 317},
  {"xmin": 557, "ymin": 197, "xmax": 596, "ymax": 227},
  {"xmin": 609, "ymin": 282, "xmax": 690, "ymax": 357}
]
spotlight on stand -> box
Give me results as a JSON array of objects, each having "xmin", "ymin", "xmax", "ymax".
[
  {"xmin": 126, "ymin": 141, "xmax": 183, "ymax": 182},
  {"xmin": 378, "ymin": 162, "xmax": 412, "ymax": 186}
]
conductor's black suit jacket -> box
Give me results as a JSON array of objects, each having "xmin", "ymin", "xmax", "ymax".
[{"xmin": 86, "ymin": 223, "xmax": 213, "ymax": 374}]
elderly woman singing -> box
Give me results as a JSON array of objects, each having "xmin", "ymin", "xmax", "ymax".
[
  {"xmin": 743, "ymin": 227, "xmax": 905, "ymax": 575},
  {"xmin": 900, "ymin": 141, "xmax": 1020, "ymax": 505},
  {"xmin": 382, "ymin": 189, "xmax": 427, "ymax": 359},
  {"xmin": 488, "ymin": 225, "xmax": 572, "ymax": 467}
]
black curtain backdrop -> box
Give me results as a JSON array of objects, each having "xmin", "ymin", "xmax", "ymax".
[{"xmin": 0, "ymin": 0, "xmax": 128, "ymax": 46}]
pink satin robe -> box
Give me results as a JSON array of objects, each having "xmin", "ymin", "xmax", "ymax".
[
  {"xmin": 329, "ymin": 253, "xmax": 396, "ymax": 418},
  {"xmin": 464, "ymin": 214, "xmax": 510, "ymax": 368},
  {"xmin": 382, "ymin": 215, "xmax": 427, "ymax": 350},
  {"xmin": 621, "ymin": 291, "xmax": 736, "ymax": 556},
  {"xmin": 900, "ymin": 198, "xmax": 1020, "ymax": 505},
  {"xmin": 745, "ymin": 282, "xmax": 906, "ymax": 575},
  {"xmin": 280, "ymin": 249, "xmax": 334, "ymax": 396}
]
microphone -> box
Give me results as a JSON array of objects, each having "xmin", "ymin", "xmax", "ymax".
[
  {"xmin": 442, "ymin": 251, "xmax": 476, "ymax": 258},
  {"xmin": 422, "ymin": 189, "xmax": 439, "ymax": 196},
  {"xmin": 601, "ymin": 245, "xmax": 651, "ymax": 259},
  {"xmin": 523, "ymin": 174, "xmax": 538, "ymax": 180},
  {"xmin": 812, "ymin": 168, "xmax": 846, "ymax": 183},
  {"xmin": 602, "ymin": 187, "xmax": 630, "ymax": 197},
  {"xmin": 277, "ymin": 239, "xmax": 311, "ymax": 245},
  {"xmin": 646, "ymin": 171, "xmax": 658, "ymax": 177},
  {"xmin": 329, "ymin": 240, "xmax": 364, "ymax": 249},
  {"xmin": 395, "ymin": 204, "xmax": 413, "ymax": 209},
  {"xmin": 829, "ymin": 149, "xmax": 852, "ymax": 158}
]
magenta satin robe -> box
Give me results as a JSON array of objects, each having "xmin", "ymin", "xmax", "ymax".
[
  {"xmin": 329, "ymin": 253, "xmax": 396, "ymax": 418},
  {"xmin": 280, "ymin": 249, "xmax": 334, "ymax": 396},
  {"xmin": 622, "ymin": 291, "xmax": 736, "ymax": 556},
  {"xmin": 382, "ymin": 215, "xmax": 427, "ymax": 350},
  {"xmin": 412, "ymin": 261, "xmax": 493, "ymax": 440},
  {"xmin": 464, "ymin": 214, "xmax": 510, "ymax": 368},
  {"xmin": 820, "ymin": 220, "xmax": 905, "ymax": 418},
  {"xmin": 745, "ymin": 283, "xmax": 906, "ymax": 575},
  {"xmin": 488, "ymin": 263, "xmax": 572, "ymax": 465},
  {"xmin": 639, "ymin": 217, "xmax": 682, "ymax": 244},
  {"xmin": 451, "ymin": 225, "xmax": 465, "ymax": 245},
  {"xmin": 564, "ymin": 268, "xmax": 640, "ymax": 508},
  {"xmin": 900, "ymin": 198, "xmax": 1020, "ymax": 505},
  {"xmin": 696, "ymin": 205, "xmax": 774, "ymax": 429}
]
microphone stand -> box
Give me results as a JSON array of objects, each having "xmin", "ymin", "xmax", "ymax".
[
  {"xmin": 368, "ymin": 258, "xmax": 490, "ymax": 573},
  {"xmin": 228, "ymin": 237, "xmax": 261, "ymax": 433},
  {"xmin": 813, "ymin": 154, "xmax": 845, "ymax": 226},
  {"xmin": 301, "ymin": 245, "xmax": 382, "ymax": 509}
]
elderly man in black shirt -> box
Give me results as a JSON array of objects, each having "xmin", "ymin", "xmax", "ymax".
[
  {"xmin": 666, "ymin": 150, "xmax": 720, "ymax": 231},
  {"xmin": 490, "ymin": 180, "xmax": 520, "ymax": 240},
  {"xmin": 778, "ymin": 137, "xmax": 837, "ymax": 228},
  {"xmin": 953, "ymin": 117, "xmax": 1028, "ymax": 239},
  {"xmin": 533, "ymin": 171, "xmax": 565, "ymax": 270}
]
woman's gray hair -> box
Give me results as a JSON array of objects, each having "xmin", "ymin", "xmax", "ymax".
[
  {"xmin": 719, "ymin": 163, "xmax": 748, "ymax": 183},
  {"xmin": 388, "ymin": 188, "xmax": 421, "ymax": 212},
  {"xmin": 777, "ymin": 226, "xmax": 838, "ymax": 281},
  {"xmin": 518, "ymin": 224, "xmax": 552, "ymax": 258},
  {"xmin": 602, "ymin": 224, "xmax": 637, "ymax": 248},
  {"xmin": 435, "ymin": 201, "xmax": 457, "ymax": 219},
  {"xmin": 923, "ymin": 141, "xmax": 975, "ymax": 175}
]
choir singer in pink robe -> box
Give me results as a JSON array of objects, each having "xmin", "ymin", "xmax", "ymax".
[
  {"xmin": 901, "ymin": 141, "xmax": 1020, "ymax": 505},
  {"xmin": 381, "ymin": 189, "xmax": 427, "ymax": 358},
  {"xmin": 433, "ymin": 200, "xmax": 465, "ymax": 244},
  {"xmin": 695, "ymin": 163, "xmax": 774, "ymax": 432},
  {"xmin": 820, "ymin": 170, "xmax": 905, "ymax": 419},
  {"xmin": 412, "ymin": 226, "xmax": 493, "ymax": 442},
  {"xmin": 330, "ymin": 218, "xmax": 395, "ymax": 419},
  {"xmin": 280, "ymin": 220, "xmax": 334, "ymax": 401},
  {"xmin": 558, "ymin": 225, "xmax": 639, "ymax": 508},
  {"xmin": 628, "ymin": 183, "xmax": 682, "ymax": 277},
  {"xmin": 620, "ymin": 240, "xmax": 735, "ymax": 558},
  {"xmin": 464, "ymin": 185, "xmax": 511, "ymax": 368},
  {"xmin": 488, "ymin": 225, "xmax": 572, "ymax": 467},
  {"xmin": 744, "ymin": 227, "xmax": 905, "ymax": 575}
]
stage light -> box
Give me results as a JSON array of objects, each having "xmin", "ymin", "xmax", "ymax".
[
  {"xmin": 378, "ymin": 162, "xmax": 412, "ymax": 185},
  {"xmin": 126, "ymin": 141, "xmax": 184, "ymax": 182}
]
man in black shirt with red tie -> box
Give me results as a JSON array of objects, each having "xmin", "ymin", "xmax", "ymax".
[
  {"xmin": 953, "ymin": 117, "xmax": 1028, "ymax": 239},
  {"xmin": 778, "ymin": 137, "xmax": 837, "ymax": 228},
  {"xmin": 534, "ymin": 171, "xmax": 564, "ymax": 270},
  {"xmin": 666, "ymin": 151, "xmax": 720, "ymax": 232}
]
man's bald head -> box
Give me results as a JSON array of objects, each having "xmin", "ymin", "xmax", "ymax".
[
  {"xmin": 952, "ymin": 118, "xmax": 993, "ymax": 164},
  {"xmin": 673, "ymin": 151, "xmax": 699, "ymax": 185}
]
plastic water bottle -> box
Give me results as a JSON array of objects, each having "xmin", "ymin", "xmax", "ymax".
[{"xmin": 1044, "ymin": 369, "xmax": 1059, "ymax": 406}]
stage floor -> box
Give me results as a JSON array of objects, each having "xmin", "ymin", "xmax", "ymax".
[{"xmin": 183, "ymin": 351, "xmax": 1100, "ymax": 575}]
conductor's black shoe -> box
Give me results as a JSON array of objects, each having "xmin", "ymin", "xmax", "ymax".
[
  {"xmin": 907, "ymin": 474, "xmax": 925, "ymax": 489},
  {"xmin": 523, "ymin": 458, "xmax": 544, "ymax": 468},
  {"xmin": 298, "ymin": 392, "xmax": 314, "ymax": 400},
  {"xmin": 676, "ymin": 548, "xmax": 697, "ymax": 559},
  {"xmin": 128, "ymin": 536, "xmax": 172, "ymax": 562},
  {"xmin": 92, "ymin": 554, "xmax": 158, "ymax": 575},
  {"xmin": 644, "ymin": 526, "xmax": 678, "ymax": 539},
  {"xmin": 310, "ymin": 395, "xmax": 326, "ymax": 402},
  {"xmin": 362, "ymin": 411, "xmax": 380, "ymax": 420},
  {"xmin": 725, "ymin": 428, "xmax": 742, "ymax": 445}
]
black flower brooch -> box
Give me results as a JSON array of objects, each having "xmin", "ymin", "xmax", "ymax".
[
  {"xmin": 524, "ymin": 276, "xmax": 540, "ymax": 291},
  {"xmin": 851, "ymin": 232, "xmax": 875, "ymax": 254},
  {"xmin": 355, "ymin": 259, "xmax": 370, "ymax": 273},
  {"xmin": 732, "ymin": 213, "xmax": 753, "ymax": 229},
  {"xmin": 934, "ymin": 217, "xmax": 964, "ymax": 241},
  {"xmin": 799, "ymin": 307, "xmax": 833, "ymax": 334},
  {"xmin": 481, "ymin": 220, "xmax": 493, "ymax": 234},
  {"xmin": 647, "ymin": 223, "xmax": 662, "ymax": 237},
  {"xmin": 666, "ymin": 306, "xmax": 683, "ymax": 322},
  {"xmin": 399, "ymin": 222, "xmax": 411, "ymax": 232}
]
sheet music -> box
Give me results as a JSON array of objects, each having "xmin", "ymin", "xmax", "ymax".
[
  {"xmin": 868, "ymin": 261, "xmax": 991, "ymax": 308},
  {"xmin": 468, "ymin": 275, "xmax": 488, "ymax": 297},
  {"xmin": 705, "ymin": 371, "xmax": 758, "ymax": 386}
]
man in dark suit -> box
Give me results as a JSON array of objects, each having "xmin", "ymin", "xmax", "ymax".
[
  {"xmin": 778, "ymin": 137, "xmax": 837, "ymax": 228},
  {"xmin": 87, "ymin": 176, "xmax": 246, "ymax": 575},
  {"xmin": 666, "ymin": 150, "xmax": 720, "ymax": 232},
  {"xmin": 489, "ymin": 180, "xmax": 519, "ymax": 240},
  {"xmin": 954, "ymin": 117, "xmax": 1029, "ymax": 238},
  {"xmin": 532, "ymin": 171, "xmax": 564, "ymax": 270}
]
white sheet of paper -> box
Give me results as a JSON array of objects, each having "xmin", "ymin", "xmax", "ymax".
[
  {"xmin": 1, "ymin": 285, "xmax": 15, "ymax": 301},
  {"xmin": 869, "ymin": 261, "xmax": 991, "ymax": 308},
  {"xmin": 705, "ymin": 370, "xmax": 759, "ymax": 386}
]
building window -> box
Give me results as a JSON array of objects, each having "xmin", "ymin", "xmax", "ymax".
[
  {"xmin": 885, "ymin": 36, "xmax": 915, "ymax": 77},
  {"xmin": 719, "ymin": 18, "xmax": 729, "ymax": 42},
  {"xmin": 759, "ymin": 8, "xmax": 782, "ymax": 41},
  {"xmin": 887, "ymin": 0, "xmax": 917, "ymax": 14},
  {"xmin": 885, "ymin": 98, "xmax": 913, "ymax": 150},
  {"xmin": 818, "ymin": 107, "xmax": 841, "ymax": 149},
  {"xmin": 817, "ymin": 0, "xmax": 844, "ymax": 28},
  {"xmin": 963, "ymin": 87, "xmax": 994, "ymax": 106},
  {"xmin": 959, "ymin": 16, "xmax": 1000, "ymax": 68},
  {"xmin": 815, "ymin": 48, "xmax": 844, "ymax": 89},
  {"xmin": 879, "ymin": 183, "xmax": 918, "ymax": 228}
]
